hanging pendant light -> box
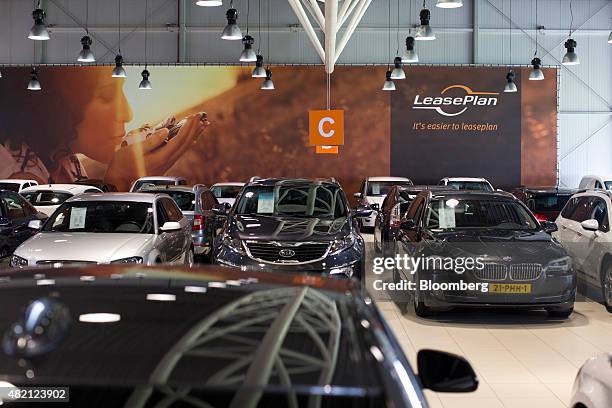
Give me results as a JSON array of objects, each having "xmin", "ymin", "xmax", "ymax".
[
  {"xmin": 77, "ymin": 36, "xmax": 95, "ymax": 62},
  {"xmin": 27, "ymin": 68, "xmax": 41, "ymax": 91},
  {"xmin": 415, "ymin": 8, "xmax": 435, "ymax": 40},
  {"xmin": 196, "ymin": 0, "xmax": 222, "ymax": 6},
  {"xmin": 402, "ymin": 36, "xmax": 419, "ymax": 63},
  {"xmin": 240, "ymin": 35, "xmax": 257, "ymax": 62},
  {"xmin": 222, "ymin": 5, "xmax": 243, "ymax": 40},
  {"xmin": 139, "ymin": 0, "xmax": 152, "ymax": 89},
  {"xmin": 436, "ymin": 0, "xmax": 462, "ymax": 8},
  {"xmin": 112, "ymin": 55, "xmax": 127, "ymax": 78},
  {"xmin": 390, "ymin": 57, "xmax": 406, "ymax": 79},
  {"xmin": 562, "ymin": 38, "xmax": 579, "ymax": 65},
  {"xmin": 529, "ymin": 57, "xmax": 544, "ymax": 80},
  {"xmin": 252, "ymin": 55, "xmax": 266, "ymax": 77},
  {"xmin": 504, "ymin": 71, "xmax": 517, "ymax": 92},
  {"xmin": 261, "ymin": 68, "xmax": 274, "ymax": 90},
  {"xmin": 139, "ymin": 69, "xmax": 152, "ymax": 90},
  {"xmin": 382, "ymin": 70, "xmax": 396, "ymax": 91},
  {"xmin": 28, "ymin": 3, "xmax": 50, "ymax": 41}
]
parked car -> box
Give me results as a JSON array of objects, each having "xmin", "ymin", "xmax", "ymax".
[
  {"xmin": 553, "ymin": 189, "xmax": 612, "ymax": 311},
  {"xmin": 0, "ymin": 190, "xmax": 47, "ymax": 258},
  {"xmin": 438, "ymin": 177, "xmax": 494, "ymax": 191},
  {"xmin": 512, "ymin": 186, "xmax": 578, "ymax": 222},
  {"xmin": 0, "ymin": 264, "xmax": 478, "ymax": 407},
  {"xmin": 0, "ymin": 179, "xmax": 38, "ymax": 193},
  {"xmin": 71, "ymin": 178, "xmax": 118, "ymax": 192},
  {"xmin": 374, "ymin": 185, "xmax": 448, "ymax": 256},
  {"xmin": 211, "ymin": 182, "xmax": 245, "ymax": 207},
  {"xmin": 10, "ymin": 193, "xmax": 193, "ymax": 267},
  {"xmin": 354, "ymin": 177, "xmax": 414, "ymax": 231},
  {"xmin": 20, "ymin": 184, "xmax": 103, "ymax": 217},
  {"xmin": 129, "ymin": 176, "xmax": 187, "ymax": 192},
  {"xmin": 396, "ymin": 189, "xmax": 576, "ymax": 318},
  {"xmin": 571, "ymin": 354, "xmax": 612, "ymax": 408},
  {"xmin": 137, "ymin": 185, "xmax": 226, "ymax": 262},
  {"xmin": 579, "ymin": 175, "xmax": 612, "ymax": 191},
  {"xmin": 216, "ymin": 178, "xmax": 371, "ymax": 280}
]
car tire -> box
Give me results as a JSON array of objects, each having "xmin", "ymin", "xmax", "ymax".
[
  {"xmin": 600, "ymin": 261, "xmax": 612, "ymax": 313},
  {"xmin": 413, "ymin": 281, "xmax": 433, "ymax": 318},
  {"xmin": 546, "ymin": 307, "xmax": 573, "ymax": 319},
  {"xmin": 374, "ymin": 228, "xmax": 382, "ymax": 253}
]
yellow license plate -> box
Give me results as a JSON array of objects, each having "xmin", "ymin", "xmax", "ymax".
[{"xmin": 490, "ymin": 284, "xmax": 532, "ymax": 294}]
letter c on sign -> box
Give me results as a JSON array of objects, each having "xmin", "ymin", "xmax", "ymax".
[{"xmin": 318, "ymin": 117, "xmax": 335, "ymax": 138}]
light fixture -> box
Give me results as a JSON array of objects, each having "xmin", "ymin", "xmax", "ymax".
[
  {"xmin": 382, "ymin": 70, "xmax": 396, "ymax": 91},
  {"xmin": 562, "ymin": 38, "xmax": 579, "ymax": 65},
  {"xmin": 146, "ymin": 293, "xmax": 176, "ymax": 302},
  {"xmin": 28, "ymin": 3, "xmax": 50, "ymax": 41},
  {"xmin": 390, "ymin": 57, "xmax": 406, "ymax": 79},
  {"xmin": 529, "ymin": 0, "xmax": 544, "ymax": 80},
  {"xmin": 415, "ymin": 7, "xmax": 435, "ymax": 40},
  {"xmin": 27, "ymin": 68, "xmax": 41, "ymax": 91},
  {"xmin": 222, "ymin": 5, "xmax": 242, "ymax": 40},
  {"xmin": 261, "ymin": 68, "xmax": 274, "ymax": 90},
  {"xmin": 436, "ymin": 0, "xmax": 462, "ymax": 8},
  {"xmin": 252, "ymin": 54, "xmax": 266, "ymax": 77},
  {"xmin": 77, "ymin": 36, "xmax": 95, "ymax": 62},
  {"xmin": 402, "ymin": 36, "xmax": 419, "ymax": 63},
  {"xmin": 79, "ymin": 313, "xmax": 121, "ymax": 323},
  {"xmin": 240, "ymin": 35, "xmax": 257, "ymax": 61},
  {"xmin": 139, "ymin": 69, "xmax": 152, "ymax": 89},
  {"xmin": 112, "ymin": 55, "xmax": 127, "ymax": 77},
  {"xmin": 504, "ymin": 71, "xmax": 517, "ymax": 92},
  {"xmin": 196, "ymin": 0, "xmax": 222, "ymax": 6}
]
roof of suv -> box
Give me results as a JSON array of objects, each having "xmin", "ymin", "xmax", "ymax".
[
  {"xmin": 66, "ymin": 192, "xmax": 162, "ymax": 203},
  {"xmin": 515, "ymin": 187, "xmax": 578, "ymax": 195},
  {"xmin": 366, "ymin": 176, "xmax": 412, "ymax": 182},
  {"xmin": 573, "ymin": 189, "xmax": 612, "ymax": 199},
  {"xmin": 21, "ymin": 184, "xmax": 102, "ymax": 194},
  {"xmin": 137, "ymin": 185, "xmax": 207, "ymax": 193},
  {"xmin": 425, "ymin": 189, "xmax": 516, "ymax": 200},
  {"xmin": 135, "ymin": 176, "xmax": 186, "ymax": 181},
  {"xmin": 247, "ymin": 178, "xmax": 340, "ymax": 187},
  {"xmin": 440, "ymin": 177, "xmax": 490, "ymax": 182}
]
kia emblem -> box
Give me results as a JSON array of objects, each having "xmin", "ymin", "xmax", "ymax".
[{"xmin": 279, "ymin": 249, "xmax": 296, "ymax": 258}]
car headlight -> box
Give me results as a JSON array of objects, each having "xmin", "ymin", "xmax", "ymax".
[
  {"xmin": 544, "ymin": 256, "xmax": 572, "ymax": 274},
  {"xmin": 9, "ymin": 255, "xmax": 28, "ymax": 268},
  {"xmin": 110, "ymin": 257, "xmax": 143, "ymax": 264},
  {"xmin": 329, "ymin": 234, "xmax": 356, "ymax": 254},
  {"xmin": 222, "ymin": 235, "xmax": 245, "ymax": 255}
]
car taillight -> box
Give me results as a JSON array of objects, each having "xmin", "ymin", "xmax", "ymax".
[
  {"xmin": 192, "ymin": 215, "xmax": 204, "ymax": 231},
  {"xmin": 534, "ymin": 213, "xmax": 548, "ymax": 222},
  {"xmin": 390, "ymin": 204, "xmax": 401, "ymax": 228}
]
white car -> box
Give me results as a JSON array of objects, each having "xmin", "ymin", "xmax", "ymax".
[
  {"xmin": 0, "ymin": 179, "xmax": 38, "ymax": 193},
  {"xmin": 553, "ymin": 189, "xmax": 612, "ymax": 311},
  {"xmin": 210, "ymin": 182, "xmax": 245, "ymax": 207},
  {"xmin": 129, "ymin": 176, "xmax": 187, "ymax": 192},
  {"xmin": 20, "ymin": 184, "xmax": 103, "ymax": 217},
  {"xmin": 579, "ymin": 175, "xmax": 612, "ymax": 191},
  {"xmin": 438, "ymin": 177, "xmax": 494, "ymax": 191},
  {"xmin": 571, "ymin": 354, "xmax": 612, "ymax": 408},
  {"xmin": 10, "ymin": 193, "xmax": 193, "ymax": 267},
  {"xmin": 354, "ymin": 177, "xmax": 414, "ymax": 229}
]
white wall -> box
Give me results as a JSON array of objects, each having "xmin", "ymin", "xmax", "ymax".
[{"xmin": 0, "ymin": 0, "xmax": 610, "ymax": 187}]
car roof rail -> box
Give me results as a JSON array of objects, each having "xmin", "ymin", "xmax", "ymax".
[{"xmin": 575, "ymin": 188, "xmax": 612, "ymax": 195}]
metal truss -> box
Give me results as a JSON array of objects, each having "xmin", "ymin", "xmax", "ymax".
[{"xmin": 126, "ymin": 286, "xmax": 342, "ymax": 408}]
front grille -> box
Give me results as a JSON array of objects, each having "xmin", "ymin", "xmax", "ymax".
[
  {"xmin": 244, "ymin": 241, "xmax": 330, "ymax": 264},
  {"xmin": 36, "ymin": 260, "xmax": 98, "ymax": 267},
  {"xmin": 510, "ymin": 263, "xmax": 542, "ymax": 281},
  {"xmin": 474, "ymin": 263, "xmax": 507, "ymax": 281}
]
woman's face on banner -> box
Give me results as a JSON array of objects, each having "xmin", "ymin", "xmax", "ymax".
[{"xmin": 73, "ymin": 74, "xmax": 133, "ymax": 163}]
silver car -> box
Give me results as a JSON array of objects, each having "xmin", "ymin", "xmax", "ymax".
[{"xmin": 10, "ymin": 193, "xmax": 193, "ymax": 267}]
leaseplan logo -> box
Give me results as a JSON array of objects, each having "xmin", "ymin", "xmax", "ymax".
[{"xmin": 412, "ymin": 85, "xmax": 499, "ymax": 117}]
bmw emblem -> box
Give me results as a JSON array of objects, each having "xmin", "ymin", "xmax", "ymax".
[{"xmin": 279, "ymin": 249, "xmax": 296, "ymax": 258}]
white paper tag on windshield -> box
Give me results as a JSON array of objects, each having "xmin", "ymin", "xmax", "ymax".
[
  {"xmin": 257, "ymin": 192, "xmax": 274, "ymax": 214},
  {"xmin": 439, "ymin": 202, "xmax": 456, "ymax": 228},
  {"xmin": 371, "ymin": 184, "xmax": 380, "ymax": 195},
  {"xmin": 69, "ymin": 207, "xmax": 87, "ymax": 229}
]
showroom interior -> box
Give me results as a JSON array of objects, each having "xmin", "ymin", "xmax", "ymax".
[{"xmin": 0, "ymin": 0, "xmax": 611, "ymax": 407}]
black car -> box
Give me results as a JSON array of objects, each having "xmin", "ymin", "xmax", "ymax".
[
  {"xmin": 374, "ymin": 185, "xmax": 449, "ymax": 256},
  {"xmin": 0, "ymin": 265, "xmax": 478, "ymax": 407},
  {"xmin": 0, "ymin": 190, "xmax": 47, "ymax": 258},
  {"xmin": 394, "ymin": 190, "xmax": 576, "ymax": 318},
  {"xmin": 215, "ymin": 178, "xmax": 371, "ymax": 280},
  {"xmin": 511, "ymin": 187, "xmax": 578, "ymax": 222}
]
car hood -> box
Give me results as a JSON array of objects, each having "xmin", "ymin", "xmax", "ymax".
[
  {"xmin": 229, "ymin": 214, "xmax": 350, "ymax": 241},
  {"xmin": 427, "ymin": 229, "xmax": 568, "ymax": 262},
  {"xmin": 15, "ymin": 233, "xmax": 154, "ymax": 263}
]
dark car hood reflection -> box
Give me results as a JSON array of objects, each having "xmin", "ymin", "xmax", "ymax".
[{"xmin": 231, "ymin": 214, "xmax": 349, "ymax": 241}]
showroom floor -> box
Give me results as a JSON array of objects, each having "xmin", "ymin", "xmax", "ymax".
[{"xmin": 362, "ymin": 233, "xmax": 609, "ymax": 408}]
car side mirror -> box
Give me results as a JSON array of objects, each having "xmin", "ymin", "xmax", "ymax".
[
  {"xmin": 370, "ymin": 203, "xmax": 380, "ymax": 212},
  {"xmin": 417, "ymin": 349, "xmax": 478, "ymax": 393},
  {"xmin": 352, "ymin": 205, "xmax": 372, "ymax": 218},
  {"xmin": 159, "ymin": 221, "xmax": 181, "ymax": 233},
  {"xmin": 400, "ymin": 219, "xmax": 417, "ymax": 231},
  {"xmin": 27, "ymin": 220, "xmax": 43, "ymax": 230},
  {"xmin": 353, "ymin": 192, "xmax": 362, "ymax": 199},
  {"xmin": 541, "ymin": 221, "xmax": 558, "ymax": 233},
  {"xmin": 212, "ymin": 203, "xmax": 230, "ymax": 215},
  {"xmin": 581, "ymin": 219, "xmax": 599, "ymax": 232}
]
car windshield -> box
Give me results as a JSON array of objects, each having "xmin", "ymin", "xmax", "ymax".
[
  {"xmin": 367, "ymin": 181, "xmax": 412, "ymax": 196},
  {"xmin": 22, "ymin": 191, "xmax": 72, "ymax": 206},
  {"xmin": 43, "ymin": 201, "xmax": 155, "ymax": 234},
  {"xmin": 605, "ymin": 181, "xmax": 612, "ymax": 190},
  {"xmin": 142, "ymin": 190, "xmax": 195, "ymax": 211},
  {"xmin": 133, "ymin": 180, "xmax": 176, "ymax": 192},
  {"xmin": 212, "ymin": 185, "xmax": 243, "ymax": 198},
  {"xmin": 446, "ymin": 181, "xmax": 493, "ymax": 192},
  {"xmin": 425, "ymin": 197, "xmax": 539, "ymax": 231},
  {"xmin": 0, "ymin": 183, "xmax": 21, "ymax": 192},
  {"xmin": 528, "ymin": 193, "xmax": 572, "ymax": 212},
  {"xmin": 235, "ymin": 183, "xmax": 348, "ymax": 218}
]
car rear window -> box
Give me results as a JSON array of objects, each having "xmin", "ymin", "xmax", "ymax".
[
  {"xmin": 22, "ymin": 191, "xmax": 73, "ymax": 206},
  {"xmin": 133, "ymin": 180, "xmax": 176, "ymax": 192},
  {"xmin": 0, "ymin": 183, "xmax": 21, "ymax": 192},
  {"xmin": 528, "ymin": 194, "xmax": 572, "ymax": 212},
  {"xmin": 141, "ymin": 190, "xmax": 195, "ymax": 211},
  {"xmin": 212, "ymin": 185, "xmax": 243, "ymax": 198}
]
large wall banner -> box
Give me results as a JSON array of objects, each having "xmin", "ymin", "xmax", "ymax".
[{"xmin": 0, "ymin": 65, "xmax": 556, "ymax": 195}]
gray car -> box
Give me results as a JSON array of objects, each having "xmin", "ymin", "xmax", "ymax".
[
  {"xmin": 137, "ymin": 185, "xmax": 227, "ymax": 262},
  {"xmin": 10, "ymin": 193, "xmax": 193, "ymax": 267}
]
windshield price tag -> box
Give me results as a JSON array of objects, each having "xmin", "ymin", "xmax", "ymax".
[
  {"xmin": 69, "ymin": 207, "xmax": 87, "ymax": 229},
  {"xmin": 439, "ymin": 202, "xmax": 456, "ymax": 229},
  {"xmin": 257, "ymin": 192, "xmax": 274, "ymax": 214}
]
